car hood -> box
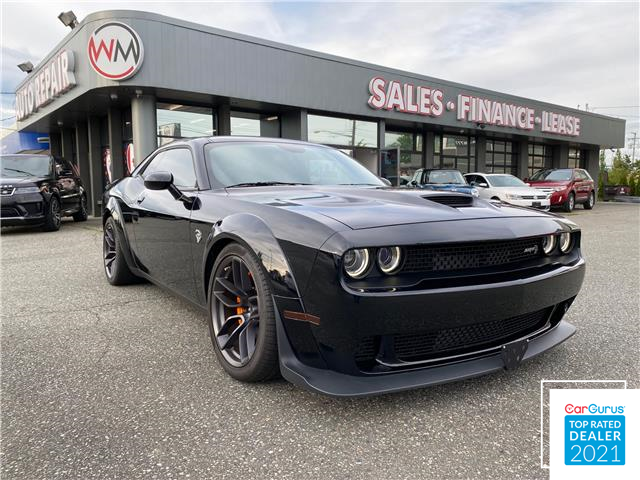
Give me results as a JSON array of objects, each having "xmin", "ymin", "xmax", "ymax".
[
  {"xmin": 0, "ymin": 176, "xmax": 47, "ymax": 186},
  {"xmin": 527, "ymin": 180, "xmax": 570, "ymax": 187},
  {"xmin": 223, "ymin": 186, "xmax": 550, "ymax": 230}
]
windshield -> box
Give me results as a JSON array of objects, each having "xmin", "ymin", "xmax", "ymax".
[
  {"xmin": 488, "ymin": 175, "xmax": 527, "ymax": 187},
  {"xmin": 205, "ymin": 142, "xmax": 385, "ymax": 187},
  {"xmin": 0, "ymin": 155, "xmax": 51, "ymax": 177},
  {"xmin": 530, "ymin": 169, "xmax": 573, "ymax": 181},
  {"xmin": 424, "ymin": 170, "xmax": 466, "ymax": 185}
]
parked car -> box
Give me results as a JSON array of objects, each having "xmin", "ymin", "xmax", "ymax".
[
  {"xmin": 465, "ymin": 173, "xmax": 550, "ymax": 210},
  {"xmin": 0, "ymin": 154, "xmax": 88, "ymax": 231},
  {"xmin": 525, "ymin": 168, "xmax": 595, "ymax": 212},
  {"xmin": 103, "ymin": 137, "xmax": 584, "ymax": 397},
  {"xmin": 409, "ymin": 168, "xmax": 479, "ymax": 196}
]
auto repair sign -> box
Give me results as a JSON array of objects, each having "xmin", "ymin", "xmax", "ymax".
[{"xmin": 88, "ymin": 22, "xmax": 144, "ymax": 80}]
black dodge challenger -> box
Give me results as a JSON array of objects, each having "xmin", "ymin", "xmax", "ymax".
[{"xmin": 103, "ymin": 137, "xmax": 585, "ymax": 397}]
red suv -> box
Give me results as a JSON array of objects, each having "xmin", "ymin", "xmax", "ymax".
[{"xmin": 526, "ymin": 168, "xmax": 595, "ymax": 212}]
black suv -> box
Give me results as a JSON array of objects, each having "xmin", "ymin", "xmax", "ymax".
[{"xmin": 1, "ymin": 153, "xmax": 88, "ymax": 231}]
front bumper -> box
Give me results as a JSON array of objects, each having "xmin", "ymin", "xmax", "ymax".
[
  {"xmin": 506, "ymin": 198, "xmax": 551, "ymax": 209},
  {"xmin": 276, "ymin": 257, "xmax": 585, "ymax": 397},
  {"xmin": 549, "ymin": 190, "xmax": 569, "ymax": 206},
  {"xmin": 0, "ymin": 193, "xmax": 46, "ymax": 225}
]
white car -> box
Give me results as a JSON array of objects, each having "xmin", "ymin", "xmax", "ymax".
[{"xmin": 464, "ymin": 173, "xmax": 550, "ymax": 210}]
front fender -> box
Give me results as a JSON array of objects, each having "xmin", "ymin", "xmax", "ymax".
[
  {"xmin": 103, "ymin": 196, "xmax": 138, "ymax": 273},
  {"xmin": 202, "ymin": 213, "xmax": 301, "ymax": 300}
]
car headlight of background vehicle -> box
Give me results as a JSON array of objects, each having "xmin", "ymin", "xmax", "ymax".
[
  {"xmin": 470, "ymin": 188, "xmax": 479, "ymax": 197},
  {"xmin": 542, "ymin": 234, "xmax": 556, "ymax": 255},
  {"xmin": 553, "ymin": 186, "xmax": 566, "ymax": 192},
  {"xmin": 343, "ymin": 248, "xmax": 371, "ymax": 279},
  {"xmin": 377, "ymin": 246, "xmax": 403, "ymax": 274},
  {"xmin": 14, "ymin": 186, "xmax": 41, "ymax": 194},
  {"xmin": 505, "ymin": 193, "xmax": 522, "ymax": 200},
  {"xmin": 559, "ymin": 232, "xmax": 572, "ymax": 253}
]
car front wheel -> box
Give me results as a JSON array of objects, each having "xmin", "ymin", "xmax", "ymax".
[
  {"xmin": 208, "ymin": 243, "xmax": 279, "ymax": 382},
  {"xmin": 73, "ymin": 194, "xmax": 88, "ymax": 222},
  {"xmin": 42, "ymin": 196, "xmax": 61, "ymax": 231},
  {"xmin": 563, "ymin": 192, "xmax": 575, "ymax": 212},
  {"xmin": 103, "ymin": 217, "xmax": 139, "ymax": 285},
  {"xmin": 583, "ymin": 191, "xmax": 595, "ymax": 210}
]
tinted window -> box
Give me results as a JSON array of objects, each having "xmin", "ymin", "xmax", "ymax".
[{"xmin": 143, "ymin": 148, "xmax": 197, "ymax": 188}]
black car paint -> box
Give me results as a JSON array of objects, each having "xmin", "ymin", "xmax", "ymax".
[
  {"xmin": 0, "ymin": 154, "xmax": 85, "ymax": 226},
  {"xmin": 103, "ymin": 137, "xmax": 585, "ymax": 396}
]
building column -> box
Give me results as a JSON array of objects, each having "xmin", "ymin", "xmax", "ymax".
[
  {"xmin": 131, "ymin": 94, "xmax": 157, "ymax": 166},
  {"xmin": 424, "ymin": 130, "xmax": 435, "ymax": 169},
  {"xmin": 552, "ymin": 144, "xmax": 569, "ymax": 169},
  {"xmin": 74, "ymin": 121, "xmax": 90, "ymax": 208},
  {"xmin": 61, "ymin": 128, "xmax": 74, "ymax": 164},
  {"xmin": 87, "ymin": 116, "xmax": 103, "ymax": 216},
  {"xmin": 217, "ymin": 104, "xmax": 231, "ymax": 136},
  {"xmin": 516, "ymin": 139, "xmax": 529, "ymax": 179},
  {"xmin": 475, "ymin": 136, "xmax": 487, "ymax": 173},
  {"xmin": 49, "ymin": 132, "xmax": 62, "ymax": 157},
  {"xmin": 584, "ymin": 147, "xmax": 600, "ymax": 192},
  {"xmin": 280, "ymin": 109, "xmax": 308, "ymax": 141},
  {"xmin": 108, "ymin": 107, "xmax": 124, "ymax": 181},
  {"xmin": 377, "ymin": 119, "xmax": 385, "ymax": 149}
]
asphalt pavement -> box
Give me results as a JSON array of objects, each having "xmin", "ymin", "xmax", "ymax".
[{"xmin": 1, "ymin": 202, "xmax": 638, "ymax": 479}]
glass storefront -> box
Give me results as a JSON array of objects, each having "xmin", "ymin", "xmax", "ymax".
[
  {"xmin": 156, "ymin": 103, "xmax": 216, "ymax": 146},
  {"xmin": 434, "ymin": 134, "xmax": 476, "ymax": 174},
  {"xmin": 527, "ymin": 143, "xmax": 551, "ymax": 177},
  {"xmin": 384, "ymin": 131, "xmax": 423, "ymax": 179},
  {"xmin": 230, "ymin": 111, "xmax": 280, "ymax": 137},
  {"xmin": 486, "ymin": 139, "xmax": 517, "ymax": 175},
  {"xmin": 568, "ymin": 147, "xmax": 584, "ymax": 169},
  {"xmin": 307, "ymin": 114, "xmax": 377, "ymax": 148}
]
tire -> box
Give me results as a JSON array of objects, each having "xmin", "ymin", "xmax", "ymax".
[
  {"xmin": 72, "ymin": 194, "xmax": 88, "ymax": 222},
  {"xmin": 563, "ymin": 192, "xmax": 575, "ymax": 212},
  {"xmin": 583, "ymin": 191, "xmax": 595, "ymax": 210},
  {"xmin": 207, "ymin": 243, "xmax": 279, "ymax": 382},
  {"xmin": 103, "ymin": 217, "xmax": 138, "ymax": 285},
  {"xmin": 42, "ymin": 196, "xmax": 62, "ymax": 231}
]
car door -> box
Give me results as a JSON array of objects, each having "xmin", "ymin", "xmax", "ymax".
[
  {"xmin": 572, "ymin": 170, "xmax": 586, "ymax": 201},
  {"xmin": 55, "ymin": 159, "xmax": 80, "ymax": 213},
  {"xmin": 132, "ymin": 147, "xmax": 198, "ymax": 300},
  {"xmin": 473, "ymin": 174, "xmax": 492, "ymax": 199}
]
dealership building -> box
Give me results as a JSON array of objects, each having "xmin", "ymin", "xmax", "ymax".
[{"xmin": 13, "ymin": 10, "xmax": 625, "ymax": 216}]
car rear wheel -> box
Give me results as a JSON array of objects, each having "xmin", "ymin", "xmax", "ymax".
[
  {"xmin": 563, "ymin": 192, "xmax": 575, "ymax": 212},
  {"xmin": 42, "ymin": 196, "xmax": 61, "ymax": 231},
  {"xmin": 583, "ymin": 191, "xmax": 595, "ymax": 210},
  {"xmin": 73, "ymin": 194, "xmax": 88, "ymax": 222},
  {"xmin": 103, "ymin": 217, "xmax": 138, "ymax": 285},
  {"xmin": 208, "ymin": 243, "xmax": 279, "ymax": 382}
]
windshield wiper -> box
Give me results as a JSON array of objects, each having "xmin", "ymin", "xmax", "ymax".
[
  {"xmin": 226, "ymin": 181, "xmax": 311, "ymax": 188},
  {"xmin": 2, "ymin": 167, "xmax": 36, "ymax": 176}
]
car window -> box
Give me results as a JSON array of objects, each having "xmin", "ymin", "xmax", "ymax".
[
  {"xmin": 143, "ymin": 148, "xmax": 197, "ymax": 189},
  {"xmin": 530, "ymin": 169, "xmax": 573, "ymax": 181},
  {"xmin": 578, "ymin": 170, "xmax": 592, "ymax": 181}
]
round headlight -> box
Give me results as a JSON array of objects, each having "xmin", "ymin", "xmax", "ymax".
[
  {"xmin": 559, "ymin": 232, "xmax": 572, "ymax": 253},
  {"xmin": 343, "ymin": 248, "xmax": 371, "ymax": 279},
  {"xmin": 542, "ymin": 234, "xmax": 556, "ymax": 255},
  {"xmin": 377, "ymin": 246, "xmax": 403, "ymax": 274}
]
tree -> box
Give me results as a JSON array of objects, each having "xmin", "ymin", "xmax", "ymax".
[{"xmin": 608, "ymin": 149, "xmax": 631, "ymax": 185}]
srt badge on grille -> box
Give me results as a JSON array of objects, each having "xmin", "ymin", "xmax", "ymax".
[{"xmin": 523, "ymin": 245, "xmax": 539, "ymax": 254}]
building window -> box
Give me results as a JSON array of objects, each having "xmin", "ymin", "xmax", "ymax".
[
  {"xmin": 568, "ymin": 147, "xmax": 584, "ymax": 169},
  {"xmin": 231, "ymin": 111, "xmax": 280, "ymax": 137},
  {"xmin": 156, "ymin": 103, "xmax": 216, "ymax": 146},
  {"xmin": 384, "ymin": 131, "xmax": 423, "ymax": 178},
  {"xmin": 434, "ymin": 134, "xmax": 476, "ymax": 174},
  {"xmin": 527, "ymin": 143, "xmax": 551, "ymax": 177},
  {"xmin": 307, "ymin": 114, "xmax": 378, "ymax": 148},
  {"xmin": 486, "ymin": 139, "xmax": 517, "ymax": 175}
]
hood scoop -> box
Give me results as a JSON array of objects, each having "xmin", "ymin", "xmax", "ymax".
[{"xmin": 423, "ymin": 194, "xmax": 473, "ymax": 207}]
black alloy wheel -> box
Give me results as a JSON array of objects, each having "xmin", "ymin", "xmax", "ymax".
[
  {"xmin": 73, "ymin": 194, "xmax": 88, "ymax": 221},
  {"xmin": 43, "ymin": 196, "xmax": 61, "ymax": 231},
  {"xmin": 102, "ymin": 217, "xmax": 138, "ymax": 285},
  {"xmin": 563, "ymin": 192, "xmax": 575, "ymax": 213},
  {"xmin": 584, "ymin": 191, "xmax": 595, "ymax": 210},
  {"xmin": 209, "ymin": 243, "xmax": 279, "ymax": 382},
  {"xmin": 103, "ymin": 221, "xmax": 117, "ymax": 279}
]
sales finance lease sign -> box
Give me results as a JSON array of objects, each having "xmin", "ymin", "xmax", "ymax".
[
  {"xmin": 15, "ymin": 50, "xmax": 76, "ymax": 121},
  {"xmin": 88, "ymin": 22, "xmax": 144, "ymax": 80},
  {"xmin": 368, "ymin": 77, "xmax": 581, "ymax": 137}
]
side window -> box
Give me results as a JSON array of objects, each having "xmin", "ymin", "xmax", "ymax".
[
  {"xmin": 143, "ymin": 148, "xmax": 197, "ymax": 189},
  {"xmin": 580, "ymin": 170, "xmax": 592, "ymax": 181}
]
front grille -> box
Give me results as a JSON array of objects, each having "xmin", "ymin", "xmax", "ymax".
[
  {"xmin": 424, "ymin": 195, "xmax": 473, "ymax": 207},
  {"xmin": 354, "ymin": 307, "xmax": 551, "ymax": 364},
  {"xmin": 1, "ymin": 187, "xmax": 15, "ymax": 196},
  {"xmin": 1, "ymin": 207, "xmax": 20, "ymax": 218},
  {"xmin": 402, "ymin": 238, "xmax": 542, "ymax": 273},
  {"xmin": 522, "ymin": 194, "xmax": 549, "ymax": 200}
]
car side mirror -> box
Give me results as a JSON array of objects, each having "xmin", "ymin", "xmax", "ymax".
[
  {"xmin": 478, "ymin": 182, "xmax": 488, "ymax": 188},
  {"xmin": 144, "ymin": 171, "xmax": 174, "ymax": 190}
]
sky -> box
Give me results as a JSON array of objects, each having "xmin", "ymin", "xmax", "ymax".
[{"xmin": 1, "ymin": 0, "xmax": 638, "ymax": 157}]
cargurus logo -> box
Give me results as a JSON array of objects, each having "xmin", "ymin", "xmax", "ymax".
[{"xmin": 565, "ymin": 403, "xmax": 625, "ymax": 414}]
